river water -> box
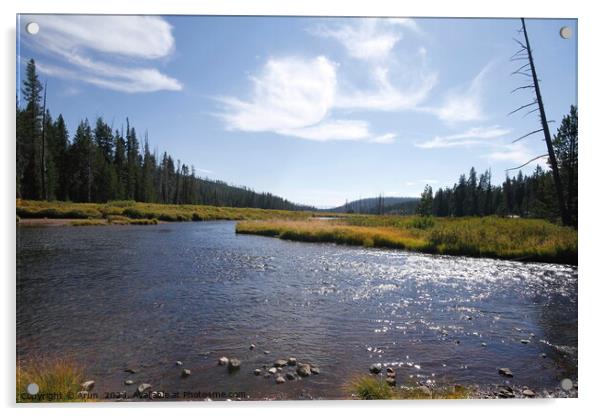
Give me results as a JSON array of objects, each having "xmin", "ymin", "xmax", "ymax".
[{"xmin": 17, "ymin": 221, "xmax": 577, "ymax": 400}]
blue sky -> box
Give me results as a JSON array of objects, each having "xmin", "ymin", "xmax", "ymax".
[{"xmin": 17, "ymin": 15, "xmax": 577, "ymax": 207}]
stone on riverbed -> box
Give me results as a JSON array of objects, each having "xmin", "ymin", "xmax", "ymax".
[
  {"xmin": 275, "ymin": 376, "xmax": 286, "ymax": 384},
  {"xmin": 520, "ymin": 339, "xmax": 530, "ymax": 344},
  {"xmin": 124, "ymin": 380, "xmax": 134, "ymax": 385},
  {"xmin": 81, "ymin": 380, "xmax": 95, "ymax": 391},
  {"xmin": 228, "ymin": 358, "xmax": 241, "ymax": 372},
  {"xmin": 522, "ymin": 389, "xmax": 536, "ymax": 398},
  {"xmin": 218, "ymin": 357, "xmax": 229, "ymax": 366},
  {"xmin": 249, "ymin": 344, "xmax": 256, "ymax": 350},
  {"xmin": 310, "ymin": 367, "xmax": 320, "ymax": 375},
  {"xmin": 287, "ymin": 357, "xmax": 297, "ymax": 366},
  {"xmin": 125, "ymin": 368, "xmax": 137, "ymax": 374},
  {"xmin": 181, "ymin": 369, "xmax": 191, "ymax": 377},
  {"xmin": 176, "ymin": 361, "xmax": 183, "ymax": 366},
  {"xmin": 254, "ymin": 369, "xmax": 262, "ymax": 376},
  {"xmin": 137, "ymin": 383, "xmax": 152, "ymax": 394},
  {"xmin": 274, "ymin": 359, "xmax": 288, "ymax": 367},
  {"xmin": 297, "ymin": 364, "xmax": 311, "ymax": 377},
  {"xmin": 369, "ymin": 363, "xmax": 382, "ymax": 374},
  {"xmin": 498, "ymin": 368, "xmax": 514, "ymax": 377},
  {"xmin": 386, "ymin": 377, "xmax": 396, "ymax": 386},
  {"xmin": 285, "ymin": 372, "xmax": 296, "ymax": 380},
  {"xmin": 268, "ymin": 367, "xmax": 277, "ymax": 375}
]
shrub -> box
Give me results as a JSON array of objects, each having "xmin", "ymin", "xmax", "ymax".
[{"xmin": 349, "ymin": 376, "xmax": 396, "ymax": 400}]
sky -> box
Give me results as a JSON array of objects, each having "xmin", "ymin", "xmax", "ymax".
[{"xmin": 16, "ymin": 15, "xmax": 577, "ymax": 208}]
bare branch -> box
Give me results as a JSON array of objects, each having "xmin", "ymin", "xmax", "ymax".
[
  {"xmin": 511, "ymin": 63, "xmax": 531, "ymax": 74},
  {"xmin": 510, "ymin": 84, "xmax": 535, "ymax": 94},
  {"xmin": 512, "ymin": 128, "xmax": 543, "ymax": 143},
  {"xmin": 510, "ymin": 48, "xmax": 527, "ymax": 59},
  {"xmin": 513, "ymin": 37, "xmax": 528, "ymax": 49},
  {"xmin": 522, "ymin": 107, "xmax": 539, "ymax": 118},
  {"xmin": 511, "ymin": 71, "xmax": 532, "ymax": 77},
  {"xmin": 508, "ymin": 100, "xmax": 537, "ymax": 116},
  {"xmin": 505, "ymin": 154, "xmax": 548, "ymax": 172}
]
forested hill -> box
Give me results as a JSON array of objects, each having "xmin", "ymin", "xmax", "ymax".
[
  {"xmin": 16, "ymin": 59, "xmax": 312, "ymax": 211},
  {"xmin": 327, "ymin": 196, "xmax": 419, "ymax": 215}
]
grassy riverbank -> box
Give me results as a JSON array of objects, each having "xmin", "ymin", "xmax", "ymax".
[
  {"xmin": 236, "ymin": 215, "xmax": 577, "ymax": 265},
  {"xmin": 16, "ymin": 199, "xmax": 321, "ymax": 224},
  {"xmin": 17, "ymin": 359, "xmax": 91, "ymax": 403}
]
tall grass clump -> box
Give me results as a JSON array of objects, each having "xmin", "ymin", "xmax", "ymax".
[
  {"xmin": 16, "ymin": 359, "xmax": 90, "ymax": 403},
  {"xmin": 348, "ymin": 375, "xmax": 396, "ymax": 400}
]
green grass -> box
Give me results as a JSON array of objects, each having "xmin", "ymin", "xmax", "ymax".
[
  {"xmin": 348, "ymin": 375, "xmax": 472, "ymax": 400},
  {"xmin": 16, "ymin": 199, "xmax": 322, "ymax": 223},
  {"xmin": 236, "ymin": 215, "xmax": 577, "ymax": 265},
  {"xmin": 16, "ymin": 359, "xmax": 92, "ymax": 403},
  {"xmin": 70, "ymin": 219, "xmax": 107, "ymax": 226}
]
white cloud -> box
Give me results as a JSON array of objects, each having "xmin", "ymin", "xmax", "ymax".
[
  {"xmin": 24, "ymin": 15, "xmax": 182, "ymax": 93},
  {"xmin": 217, "ymin": 56, "xmax": 394, "ymax": 143},
  {"xmin": 312, "ymin": 18, "xmax": 419, "ymax": 62},
  {"xmin": 486, "ymin": 143, "xmax": 536, "ymax": 165},
  {"xmin": 422, "ymin": 63, "xmax": 493, "ymax": 123},
  {"xmin": 416, "ymin": 125, "xmax": 511, "ymax": 149},
  {"xmin": 336, "ymin": 65, "xmax": 438, "ymax": 112}
]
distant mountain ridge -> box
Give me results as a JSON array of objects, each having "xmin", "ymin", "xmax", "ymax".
[{"xmin": 325, "ymin": 196, "xmax": 419, "ymax": 215}]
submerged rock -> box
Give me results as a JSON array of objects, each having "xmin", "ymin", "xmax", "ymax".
[
  {"xmin": 285, "ymin": 372, "xmax": 296, "ymax": 380},
  {"xmin": 125, "ymin": 368, "xmax": 137, "ymax": 374},
  {"xmin": 274, "ymin": 359, "xmax": 288, "ymax": 367},
  {"xmin": 287, "ymin": 357, "xmax": 297, "ymax": 366},
  {"xmin": 310, "ymin": 367, "xmax": 320, "ymax": 375},
  {"xmin": 218, "ymin": 357, "xmax": 229, "ymax": 366},
  {"xmin": 297, "ymin": 364, "xmax": 311, "ymax": 377},
  {"xmin": 254, "ymin": 368, "xmax": 262, "ymax": 376},
  {"xmin": 124, "ymin": 380, "xmax": 134, "ymax": 385},
  {"xmin": 181, "ymin": 369, "xmax": 191, "ymax": 377},
  {"xmin": 249, "ymin": 344, "xmax": 256, "ymax": 350},
  {"xmin": 81, "ymin": 380, "xmax": 95, "ymax": 391},
  {"xmin": 176, "ymin": 361, "xmax": 183, "ymax": 366},
  {"xmin": 275, "ymin": 376, "xmax": 286, "ymax": 384},
  {"xmin": 369, "ymin": 363, "xmax": 382, "ymax": 374},
  {"xmin": 228, "ymin": 358, "xmax": 241, "ymax": 372},
  {"xmin": 386, "ymin": 377, "xmax": 396, "ymax": 386},
  {"xmin": 520, "ymin": 339, "xmax": 531, "ymax": 344},
  {"xmin": 498, "ymin": 368, "xmax": 514, "ymax": 377},
  {"xmin": 268, "ymin": 367, "xmax": 277, "ymax": 375}
]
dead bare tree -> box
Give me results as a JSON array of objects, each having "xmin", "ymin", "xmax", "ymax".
[
  {"xmin": 40, "ymin": 80, "xmax": 47, "ymax": 201},
  {"xmin": 507, "ymin": 18, "xmax": 570, "ymax": 226}
]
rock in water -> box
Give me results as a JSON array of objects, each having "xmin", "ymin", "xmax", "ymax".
[
  {"xmin": 287, "ymin": 357, "xmax": 297, "ymax": 366},
  {"xmin": 275, "ymin": 376, "xmax": 286, "ymax": 384},
  {"xmin": 254, "ymin": 369, "xmax": 262, "ymax": 376},
  {"xmin": 520, "ymin": 339, "xmax": 531, "ymax": 344},
  {"xmin": 137, "ymin": 383, "xmax": 152, "ymax": 394},
  {"xmin": 181, "ymin": 369, "xmax": 191, "ymax": 377},
  {"xmin": 81, "ymin": 380, "xmax": 95, "ymax": 391},
  {"xmin": 369, "ymin": 363, "xmax": 382, "ymax": 374},
  {"xmin": 310, "ymin": 367, "xmax": 320, "ymax": 375},
  {"xmin": 498, "ymin": 368, "xmax": 514, "ymax": 377},
  {"xmin": 297, "ymin": 364, "xmax": 311, "ymax": 377},
  {"xmin": 176, "ymin": 361, "xmax": 183, "ymax": 366},
  {"xmin": 249, "ymin": 344, "xmax": 256, "ymax": 350},
  {"xmin": 268, "ymin": 367, "xmax": 278, "ymax": 375},
  {"xmin": 386, "ymin": 367, "xmax": 396, "ymax": 377},
  {"xmin": 386, "ymin": 377, "xmax": 396, "ymax": 386},
  {"xmin": 228, "ymin": 358, "xmax": 241, "ymax": 372},
  {"xmin": 124, "ymin": 380, "xmax": 134, "ymax": 385},
  {"xmin": 218, "ymin": 357, "xmax": 229, "ymax": 366},
  {"xmin": 285, "ymin": 372, "xmax": 296, "ymax": 380},
  {"xmin": 274, "ymin": 359, "xmax": 288, "ymax": 367},
  {"xmin": 125, "ymin": 368, "xmax": 137, "ymax": 374},
  {"xmin": 522, "ymin": 389, "xmax": 536, "ymax": 398}
]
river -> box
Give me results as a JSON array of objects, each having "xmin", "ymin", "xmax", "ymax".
[{"xmin": 16, "ymin": 221, "xmax": 578, "ymax": 400}]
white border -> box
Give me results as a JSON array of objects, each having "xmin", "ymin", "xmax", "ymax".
[{"xmin": 2, "ymin": 1, "xmax": 599, "ymax": 415}]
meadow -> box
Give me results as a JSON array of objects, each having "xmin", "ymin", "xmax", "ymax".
[
  {"xmin": 16, "ymin": 199, "xmax": 321, "ymax": 225},
  {"xmin": 236, "ymin": 215, "xmax": 577, "ymax": 265}
]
